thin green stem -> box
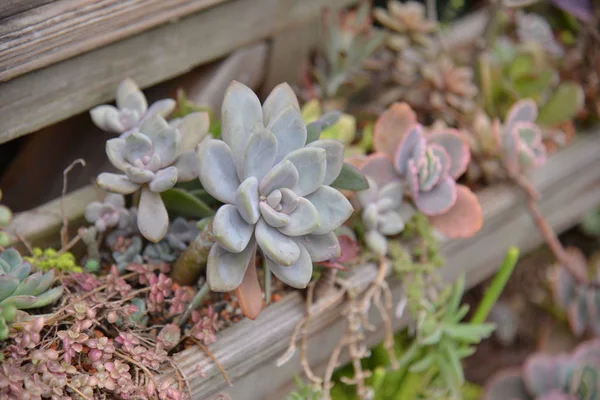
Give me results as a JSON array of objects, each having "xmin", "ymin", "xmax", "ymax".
[
  {"xmin": 178, "ymin": 281, "xmax": 210, "ymax": 328},
  {"xmin": 470, "ymin": 247, "xmax": 520, "ymax": 325}
]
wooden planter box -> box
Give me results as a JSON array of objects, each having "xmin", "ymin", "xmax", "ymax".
[{"xmin": 1, "ymin": 2, "xmax": 598, "ymax": 400}]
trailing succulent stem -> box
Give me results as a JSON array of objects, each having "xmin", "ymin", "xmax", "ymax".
[{"xmin": 171, "ymin": 221, "xmax": 214, "ymax": 286}]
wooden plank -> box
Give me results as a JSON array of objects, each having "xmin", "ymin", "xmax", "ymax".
[
  {"xmin": 0, "ymin": 0, "xmax": 54, "ymax": 20},
  {"xmin": 0, "ymin": 0, "xmax": 229, "ymax": 81},
  {"xmin": 0, "ymin": 0, "xmax": 356, "ymax": 145},
  {"xmin": 167, "ymin": 132, "xmax": 600, "ymax": 400}
]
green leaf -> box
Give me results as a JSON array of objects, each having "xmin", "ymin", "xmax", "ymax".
[
  {"xmin": 409, "ymin": 353, "xmax": 435, "ymax": 373},
  {"xmin": 537, "ymin": 82, "xmax": 584, "ymax": 126},
  {"xmin": 444, "ymin": 323, "xmax": 496, "ymax": 344},
  {"xmin": 441, "ymin": 340, "xmax": 464, "ymax": 384},
  {"xmin": 330, "ymin": 162, "xmax": 369, "ymax": 191},
  {"xmin": 161, "ymin": 188, "xmax": 215, "ymax": 218},
  {"xmin": 189, "ymin": 189, "xmax": 221, "ymax": 207},
  {"xmin": 512, "ymin": 69, "xmax": 555, "ymax": 99},
  {"xmin": 305, "ymin": 111, "xmax": 341, "ymax": 143},
  {"xmin": 509, "ymin": 53, "xmax": 535, "ymax": 81}
]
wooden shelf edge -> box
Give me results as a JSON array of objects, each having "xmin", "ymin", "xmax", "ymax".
[{"xmin": 165, "ymin": 132, "xmax": 600, "ymax": 400}]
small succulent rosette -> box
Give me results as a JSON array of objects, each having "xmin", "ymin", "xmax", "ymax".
[
  {"xmin": 90, "ymin": 79, "xmax": 176, "ymax": 136},
  {"xmin": 0, "ymin": 248, "xmax": 63, "ymax": 338},
  {"xmin": 357, "ymin": 176, "xmax": 414, "ymax": 257},
  {"xmin": 484, "ymin": 339, "xmax": 600, "ymax": 400},
  {"xmin": 362, "ymin": 102, "xmax": 482, "ymax": 239},
  {"xmin": 97, "ymin": 111, "xmax": 209, "ymax": 242},
  {"xmin": 373, "ymin": 0, "xmax": 437, "ymax": 48},
  {"xmin": 84, "ymin": 194, "xmax": 130, "ymax": 233},
  {"xmin": 198, "ymin": 81, "xmax": 353, "ymax": 293},
  {"xmin": 493, "ymin": 99, "xmax": 547, "ymax": 174}
]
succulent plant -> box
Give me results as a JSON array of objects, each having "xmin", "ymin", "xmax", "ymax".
[
  {"xmin": 549, "ymin": 248, "xmax": 600, "ymax": 337},
  {"xmin": 515, "ymin": 11, "xmax": 564, "ymax": 58},
  {"xmin": 484, "ymin": 339, "xmax": 600, "ymax": 400},
  {"xmin": 24, "ymin": 248, "xmax": 82, "ymax": 273},
  {"xmin": 301, "ymin": 100, "xmax": 357, "ymax": 146},
  {"xmin": 112, "ymin": 236, "xmax": 143, "ymax": 273},
  {"xmin": 374, "ymin": 0, "xmax": 437, "ymax": 49},
  {"xmin": 311, "ymin": 0, "xmax": 387, "ymax": 100},
  {"xmin": 360, "ymin": 102, "xmax": 483, "ymax": 239},
  {"xmin": 198, "ymin": 81, "xmax": 354, "ymax": 295},
  {"xmin": 164, "ymin": 217, "xmax": 200, "ymax": 251},
  {"xmin": 85, "ymin": 193, "xmax": 131, "ymax": 233},
  {"xmin": 97, "ymin": 111, "xmax": 209, "ymax": 242},
  {"xmin": 493, "ymin": 99, "xmax": 547, "ymax": 174},
  {"xmin": 504, "ymin": 0, "xmax": 594, "ymax": 23},
  {"xmin": 143, "ymin": 241, "xmax": 177, "ymax": 264},
  {"xmin": 357, "ymin": 176, "xmax": 415, "ymax": 257},
  {"xmin": 90, "ymin": 79, "xmax": 176, "ymax": 136},
  {"xmin": 0, "ymin": 248, "xmax": 63, "ymax": 339}
]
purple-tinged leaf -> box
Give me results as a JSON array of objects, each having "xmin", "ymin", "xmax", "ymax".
[
  {"xmin": 413, "ymin": 176, "xmax": 457, "ymax": 216},
  {"xmin": 428, "ymin": 185, "xmax": 483, "ymax": 238},
  {"xmin": 373, "ymin": 102, "xmax": 418, "ymax": 157},
  {"xmin": 427, "ymin": 129, "xmax": 470, "ymax": 179}
]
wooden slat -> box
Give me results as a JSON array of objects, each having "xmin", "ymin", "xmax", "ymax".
[
  {"xmin": 0, "ymin": 0, "xmax": 356, "ymax": 145},
  {"xmin": 0, "ymin": 0, "xmax": 229, "ymax": 81},
  {"xmin": 168, "ymin": 132, "xmax": 600, "ymax": 400},
  {"xmin": 0, "ymin": 0, "xmax": 54, "ymax": 20}
]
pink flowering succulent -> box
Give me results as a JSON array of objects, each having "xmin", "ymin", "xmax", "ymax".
[
  {"xmin": 190, "ymin": 306, "xmax": 220, "ymax": 345},
  {"xmin": 361, "ymin": 102, "xmax": 483, "ymax": 239},
  {"xmin": 492, "ymin": 99, "xmax": 547, "ymax": 174}
]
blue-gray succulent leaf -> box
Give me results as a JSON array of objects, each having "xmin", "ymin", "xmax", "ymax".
[
  {"xmin": 305, "ymin": 186, "xmax": 354, "ymax": 235},
  {"xmin": 172, "ymin": 150, "xmax": 199, "ymax": 182},
  {"xmin": 378, "ymin": 210, "xmax": 406, "ymax": 236},
  {"xmin": 235, "ymin": 177, "xmax": 260, "ymax": 225},
  {"xmin": 259, "ymin": 160, "xmax": 300, "ymax": 196},
  {"xmin": 90, "ymin": 105, "xmax": 124, "ymax": 133},
  {"xmin": 198, "ymin": 139, "xmax": 241, "ymax": 204},
  {"xmin": 30, "ymin": 286, "xmax": 64, "ymax": 309},
  {"xmin": 277, "ymin": 198, "xmax": 320, "ymax": 237},
  {"xmin": 124, "ymin": 131, "xmax": 153, "ymax": 165},
  {"xmin": 0, "ymin": 276, "xmax": 19, "ymax": 303},
  {"xmin": 279, "ymin": 188, "xmax": 299, "ymax": 214},
  {"xmin": 294, "ymin": 232, "xmax": 341, "ymax": 262},
  {"xmin": 266, "ymin": 245, "xmax": 312, "ymax": 289},
  {"xmin": 149, "ymin": 166, "xmax": 178, "ymax": 193},
  {"xmin": 282, "ymin": 147, "xmax": 327, "ymax": 197},
  {"xmin": 213, "ymin": 205, "xmax": 254, "ymax": 253},
  {"xmin": 138, "ymin": 186, "xmax": 169, "ymax": 243},
  {"xmin": 357, "ymin": 177, "xmax": 379, "ymax": 208},
  {"xmin": 97, "ymin": 173, "xmax": 140, "ymax": 195},
  {"xmin": 125, "ymin": 165, "xmax": 155, "ymax": 184},
  {"xmin": 153, "ymin": 126, "xmax": 181, "ymax": 169},
  {"xmin": 207, "ymin": 241, "xmax": 256, "ymax": 292},
  {"xmin": 116, "ymin": 79, "xmax": 148, "ymax": 116},
  {"xmin": 242, "ymin": 127, "xmax": 277, "ymax": 181},
  {"xmin": 173, "ymin": 112, "xmax": 210, "ymax": 153},
  {"xmin": 262, "ymin": 82, "xmax": 300, "ymax": 126},
  {"xmin": 306, "ymin": 139, "xmax": 345, "ymax": 186},
  {"xmin": 266, "ymin": 105, "xmax": 307, "ymax": 164},
  {"xmin": 0, "ymin": 248, "xmax": 22, "ymax": 270},
  {"xmin": 365, "ymin": 230, "xmax": 388, "ymax": 257},
  {"xmin": 259, "ymin": 203, "xmax": 290, "ymax": 228},
  {"xmin": 255, "ymin": 218, "xmax": 300, "ymax": 266},
  {"xmin": 32, "ymin": 270, "xmax": 55, "ymax": 296}
]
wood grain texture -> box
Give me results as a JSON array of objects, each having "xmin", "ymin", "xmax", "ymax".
[
  {"xmin": 0, "ymin": 0, "xmax": 54, "ymax": 20},
  {"xmin": 0, "ymin": 0, "xmax": 228, "ymax": 81},
  {"xmin": 0, "ymin": 0, "xmax": 356, "ymax": 145},
  {"xmin": 167, "ymin": 132, "xmax": 600, "ymax": 400}
]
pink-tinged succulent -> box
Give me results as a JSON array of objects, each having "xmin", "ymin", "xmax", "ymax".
[
  {"xmin": 316, "ymin": 227, "xmax": 360, "ymax": 271},
  {"xmin": 549, "ymin": 248, "xmax": 600, "ymax": 337},
  {"xmin": 97, "ymin": 111, "xmax": 209, "ymax": 242},
  {"xmin": 493, "ymin": 99, "xmax": 547, "ymax": 174},
  {"xmin": 363, "ymin": 102, "xmax": 483, "ymax": 238},
  {"xmin": 198, "ymin": 81, "xmax": 353, "ymax": 298},
  {"xmin": 157, "ymin": 324, "xmax": 181, "ymax": 350},
  {"xmin": 90, "ymin": 79, "xmax": 176, "ymax": 135},
  {"xmin": 484, "ymin": 339, "xmax": 600, "ymax": 400},
  {"xmin": 84, "ymin": 193, "xmax": 130, "ymax": 233},
  {"xmin": 190, "ymin": 306, "xmax": 220, "ymax": 345}
]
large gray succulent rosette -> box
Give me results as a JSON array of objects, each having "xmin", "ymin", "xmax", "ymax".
[{"xmin": 199, "ymin": 81, "xmax": 354, "ymax": 291}]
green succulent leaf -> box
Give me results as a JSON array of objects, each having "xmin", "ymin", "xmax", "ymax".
[
  {"xmin": 306, "ymin": 111, "xmax": 342, "ymax": 144},
  {"xmin": 508, "ymin": 53, "xmax": 536, "ymax": 81},
  {"xmin": 161, "ymin": 188, "xmax": 215, "ymax": 218},
  {"xmin": 330, "ymin": 162, "xmax": 369, "ymax": 191},
  {"xmin": 0, "ymin": 276, "xmax": 19, "ymax": 302},
  {"xmin": 0, "ymin": 317, "xmax": 8, "ymax": 339},
  {"xmin": 537, "ymin": 82, "xmax": 584, "ymax": 126},
  {"xmin": 443, "ymin": 323, "xmax": 496, "ymax": 344},
  {"xmin": 30, "ymin": 286, "xmax": 64, "ymax": 308},
  {"xmin": 409, "ymin": 352, "xmax": 436, "ymax": 373},
  {"xmin": 1, "ymin": 295, "xmax": 37, "ymax": 309}
]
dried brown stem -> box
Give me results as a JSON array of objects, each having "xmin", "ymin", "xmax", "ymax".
[
  {"xmin": 60, "ymin": 159, "xmax": 86, "ymax": 249},
  {"xmin": 314, "ymin": 267, "xmax": 338, "ymax": 300},
  {"xmin": 191, "ymin": 338, "xmax": 232, "ymax": 386},
  {"xmin": 114, "ymin": 351, "xmax": 158, "ymax": 390},
  {"xmin": 66, "ymin": 382, "xmax": 92, "ymax": 400},
  {"xmin": 301, "ymin": 282, "xmax": 322, "ymax": 384}
]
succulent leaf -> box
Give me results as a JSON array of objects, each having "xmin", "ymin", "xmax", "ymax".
[
  {"xmin": 267, "ymin": 106, "xmax": 308, "ymax": 163},
  {"xmin": 138, "ymin": 187, "xmax": 169, "ymax": 243},
  {"xmin": 295, "ymin": 232, "xmax": 341, "ymax": 262},
  {"xmin": 428, "ymin": 185, "xmax": 483, "ymax": 239},
  {"xmin": 306, "ymin": 139, "xmax": 345, "ymax": 186},
  {"xmin": 266, "ymin": 245, "xmax": 313, "ymax": 289},
  {"xmin": 243, "ymin": 128, "xmax": 278, "ymax": 181},
  {"xmin": 537, "ymin": 82, "xmax": 584, "ymax": 127},
  {"xmin": 330, "ymin": 162, "xmax": 370, "ymax": 191},
  {"xmin": 373, "ymin": 102, "xmax": 418, "ymax": 157},
  {"xmin": 198, "ymin": 139, "xmax": 241, "ymax": 204},
  {"xmin": 283, "ymin": 147, "xmax": 327, "ymax": 197},
  {"xmin": 207, "ymin": 241, "xmax": 256, "ymax": 292},
  {"xmin": 160, "ymin": 188, "xmax": 215, "ymax": 218}
]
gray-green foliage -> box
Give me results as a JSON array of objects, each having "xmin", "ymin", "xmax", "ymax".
[
  {"xmin": 0, "ymin": 248, "xmax": 63, "ymax": 339},
  {"xmin": 198, "ymin": 81, "xmax": 354, "ymax": 291}
]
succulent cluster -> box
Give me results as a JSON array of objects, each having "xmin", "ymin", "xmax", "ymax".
[
  {"xmin": 549, "ymin": 248, "xmax": 600, "ymax": 337},
  {"xmin": 358, "ymin": 102, "xmax": 482, "ymax": 239},
  {"xmin": 198, "ymin": 81, "xmax": 353, "ymax": 295},
  {"xmin": 0, "ymin": 248, "xmax": 63, "ymax": 339},
  {"xmin": 484, "ymin": 339, "xmax": 600, "ymax": 400},
  {"xmin": 373, "ymin": 0, "xmax": 437, "ymax": 50},
  {"xmin": 24, "ymin": 248, "xmax": 82, "ymax": 273},
  {"xmin": 90, "ymin": 79, "xmax": 176, "ymax": 136},
  {"xmin": 85, "ymin": 193, "xmax": 131, "ymax": 233},
  {"xmin": 97, "ymin": 110, "xmax": 209, "ymax": 242}
]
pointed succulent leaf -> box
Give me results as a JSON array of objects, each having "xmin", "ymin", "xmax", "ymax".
[
  {"xmin": 147, "ymin": 98, "xmax": 176, "ymax": 120},
  {"xmin": 234, "ymin": 253, "xmax": 263, "ymax": 320},
  {"xmin": 267, "ymin": 106, "xmax": 308, "ymax": 164},
  {"xmin": 221, "ymin": 81, "xmax": 263, "ymax": 170},
  {"xmin": 255, "ymin": 219, "xmax": 300, "ymax": 266},
  {"xmin": 243, "ymin": 127, "xmax": 277, "ymax": 181},
  {"xmin": 160, "ymin": 188, "xmax": 215, "ymax": 218},
  {"xmin": 198, "ymin": 139, "xmax": 241, "ymax": 204},
  {"xmin": 283, "ymin": 147, "xmax": 327, "ymax": 197},
  {"xmin": 116, "ymin": 79, "xmax": 147, "ymax": 115},
  {"xmin": 305, "ymin": 186, "xmax": 353, "ymax": 235},
  {"xmin": 125, "ymin": 165, "xmax": 154, "ymax": 184},
  {"xmin": 154, "ymin": 126, "xmax": 181, "ymax": 168},
  {"xmin": 13, "ymin": 272, "xmax": 43, "ymax": 296},
  {"xmin": 207, "ymin": 241, "xmax": 256, "ymax": 292},
  {"xmin": 413, "ymin": 176, "xmax": 457, "ymax": 216},
  {"xmin": 537, "ymin": 82, "xmax": 584, "ymax": 127},
  {"xmin": 278, "ymin": 198, "xmax": 320, "ymax": 236},
  {"xmin": 295, "ymin": 232, "xmax": 340, "ymax": 262},
  {"xmin": 1, "ymin": 295, "xmax": 38, "ymax": 309},
  {"xmin": 176, "ymin": 112, "xmax": 210, "ymax": 152},
  {"xmin": 505, "ymin": 99, "xmax": 538, "ymax": 135},
  {"xmin": 428, "ymin": 129, "xmax": 470, "ymax": 179},
  {"xmin": 307, "ymin": 139, "xmax": 344, "ymax": 186},
  {"xmin": 394, "ymin": 125, "xmax": 426, "ymax": 177},
  {"xmin": 213, "ymin": 204, "xmax": 254, "ymax": 253},
  {"xmin": 105, "ymin": 138, "xmax": 129, "ymax": 171},
  {"xmin": 363, "ymin": 204, "xmax": 379, "ymax": 231},
  {"xmin": 373, "ymin": 102, "xmax": 417, "ymax": 157},
  {"xmin": 7, "ymin": 262, "xmax": 31, "ymax": 282},
  {"xmin": 236, "ymin": 177, "xmax": 260, "ymax": 225},
  {"xmin": 259, "ymin": 160, "xmax": 300, "ymax": 196},
  {"xmin": 149, "ymin": 166, "xmax": 178, "ymax": 193},
  {"xmin": 0, "ymin": 276, "xmax": 19, "ymax": 302},
  {"xmin": 331, "ymin": 162, "xmax": 369, "ymax": 191},
  {"xmin": 32, "ymin": 270, "xmax": 55, "ymax": 295},
  {"xmin": 259, "ymin": 202, "xmax": 290, "ymax": 227},
  {"xmin": 306, "ymin": 111, "xmax": 342, "ymax": 144},
  {"xmin": 172, "ymin": 149, "xmax": 200, "ymax": 182},
  {"xmin": 567, "ymin": 290, "xmax": 588, "ymax": 337},
  {"xmin": 139, "ymin": 113, "xmax": 171, "ymax": 139},
  {"xmin": 428, "ymin": 185, "xmax": 483, "ymax": 238},
  {"xmin": 124, "ymin": 131, "xmax": 153, "ymax": 165},
  {"xmin": 266, "ymin": 245, "xmax": 313, "ymax": 289},
  {"xmin": 97, "ymin": 173, "xmax": 140, "ymax": 195},
  {"xmin": 0, "ymin": 248, "xmax": 22, "ymax": 270},
  {"xmin": 138, "ymin": 186, "xmax": 169, "ymax": 242},
  {"xmin": 30, "ymin": 286, "xmax": 64, "ymax": 308},
  {"xmin": 262, "ymin": 82, "xmax": 300, "ymax": 126}
]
